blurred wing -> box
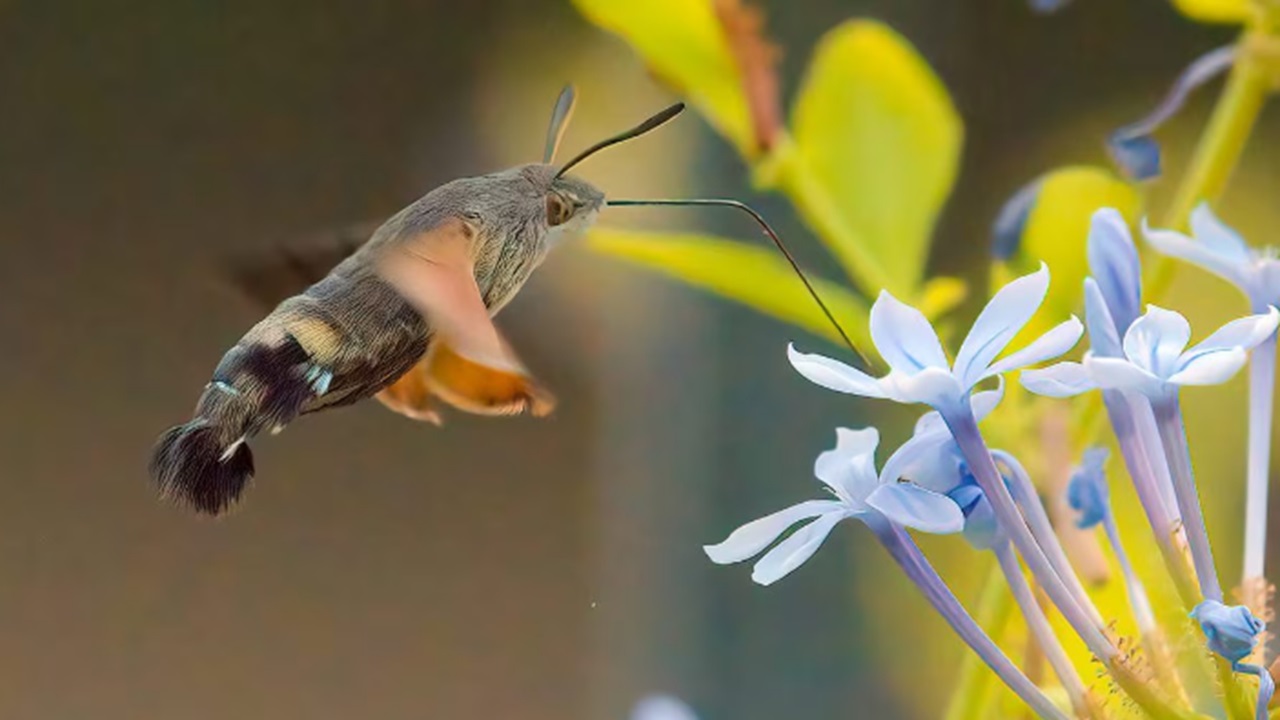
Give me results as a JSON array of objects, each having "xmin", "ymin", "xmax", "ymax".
[
  {"xmin": 225, "ymin": 221, "xmax": 380, "ymax": 310},
  {"xmin": 374, "ymin": 356, "xmax": 443, "ymax": 425},
  {"xmin": 376, "ymin": 219, "xmax": 555, "ymax": 418}
]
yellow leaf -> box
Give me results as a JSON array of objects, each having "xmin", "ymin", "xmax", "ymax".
[
  {"xmin": 586, "ymin": 227, "xmax": 871, "ymax": 351},
  {"xmin": 570, "ymin": 0, "xmax": 755, "ymax": 158},
  {"xmin": 918, "ymin": 276, "xmax": 968, "ymax": 320},
  {"xmin": 1007, "ymin": 166, "xmax": 1140, "ymax": 341},
  {"xmin": 784, "ymin": 20, "xmax": 962, "ymax": 297},
  {"xmin": 1170, "ymin": 0, "xmax": 1252, "ymax": 23},
  {"xmin": 918, "ymin": 276, "xmax": 969, "ymax": 347}
]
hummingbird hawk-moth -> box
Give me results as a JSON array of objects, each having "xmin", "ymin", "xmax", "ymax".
[
  {"xmin": 148, "ymin": 86, "xmax": 685, "ymax": 515},
  {"xmin": 149, "ymin": 85, "xmax": 860, "ymax": 517}
]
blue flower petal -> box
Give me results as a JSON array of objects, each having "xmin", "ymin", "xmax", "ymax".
[
  {"xmin": 750, "ymin": 511, "xmax": 847, "ymax": 586},
  {"xmin": 984, "ymin": 317, "xmax": 1083, "ymax": 380},
  {"xmin": 1181, "ymin": 307, "xmax": 1280, "ymax": 360},
  {"xmin": 1108, "ymin": 133, "xmax": 1161, "ymax": 182},
  {"xmin": 866, "ymin": 483, "xmax": 965, "ymax": 534},
  {"xmin": 869, "ymin": 291, "xmax": 949, "ymax": 374},
  {"xmin": 1191, "ymin": 600, "xmax": 1264, "ymax": 665},
  {"xmin": 704, "ymin": 499, "xmax": 846, "ymax": 565},
  {"xmin": 1144, "ymin": 218, "xmax": 1250, "ymax": 291},
  {"xmin": 1107, "ymin": 47, "xmax": 1235, "ymax": 182},
  {"xmin": 630, "ymin": 695, "xmax": 700, "ymax": 720},
  {"xmin": 1083, "ymin": 278, "xmax": 1124, "ymax": 357},
  {"xmin": 814, "ymin": 427, "xmax": 881, "ymax": 505},
  {"xmin": 881, "ymin": 367, "xmax": 964, "ymax": 407},
  {"xmin": 879, "ymin": 425, "xmax": 961, "ymax": 495},
  {"xmin": 953, "ymin": 264, "xmax": 1051, "ymax": 388},
  {"xmin": 1087, "ymin": 208, "xmax": 1142, "ymax": 332},
  {"xmin": 1082, "ymin": 353, "xmax": 1166, "ymax": 398},
  {"xmin": 959, "ymin": 491, "xmax": 1003, "ymax": 551},
  {"xmin": 1167, "ymin": 347, "xmax": 1248, "ymax": 386},
  {"xmin": 787, "ymin": 343, "xmax": 888, "ymax": 398},
  {"xmin": 1067, "ymin": 447, "xmax": 1111, "ymax": 529},
  {"xmin": 1123, "ymin": 306, "xmax": 1192, "ymax": 378},
  {"xmin": 1190, "ymin": 203, "xmax": 1255, "ymax": 264},
  {"xmin": 1020, "ymin": 361, "xmax": 1097, "ymax": 398}
]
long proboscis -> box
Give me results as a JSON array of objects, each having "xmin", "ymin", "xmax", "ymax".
[
  {"xmin": 555, "ymin": 102, "xmax": 686, "ymax": 178},
  {"xmin": 606, "ymin": 198, "xmax": 871, "ymax": 368}
]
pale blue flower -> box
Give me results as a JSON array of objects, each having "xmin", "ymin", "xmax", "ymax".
[
  {"xmin": 875, "ymin": 402, "xmax": 1092, "ymax": 714},
  {"xmin": 703, "ymin": 428, "xmax": 962, "ymax": 586},
  {"xmin": 1064, "ymin": 446, "xmax": 1158, "ymax": 634},
  {"xmin": 1108, "ymin": 46, "xmax": 1235, "ymax": 182},
  {"xmin": 1079, "ymin": 208, "xmax": 1185, "ymax": 557},
  {"xmin": 1191, "ymin": 600, "xmax": 1274, "ymax": 720},
  {"xmin": 1028, "ymin": 301, "xmax": 1279, "ymax": 604},
  {"xmin": 1087, "ymin": 208, "xmax": 1143, "ymax": 339},
  {"xmin": 1108, "ymin": 135, "xmax": 1161, "ymax": 182},
  {"xmin": 1021, "ymin": 304, "xmax": 1280, "ymax": 402},
  {"xmin": 630, "ymin": 695, "xmax": 700, "ymax": 720},
  {"xmin": 790, "ymin": 265, "xmax": 1121, "ymax": 662},
  {"xmin": 1194, "ymin": 600, "xmax": 1264, "ymax": 665},
  {"xmin": 703, "ymin": 414, "xmax": 1068, "ymax": 718},
  {"xmin": 789, "ymin": 264, "xmax": 1083, "ymax": 415},
  {"xmin": 1067, "ymin": 447, "xmax": 1111, "ymax": 529},
  {"xmin": 874, "ymin": 385, "xmax": 1005, "ymax": 550},
  {"xmin": 1145, "ymin": 203, "xmax": 1280, "ymax": 312},
  {"xmin": 1146, "ymin": 205, "xmax": 1280, "ymax": 587}
]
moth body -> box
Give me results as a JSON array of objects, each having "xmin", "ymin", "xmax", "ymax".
[{"xmin": 150, "ymin": 164, "xmax": 604, "ymax": 514}]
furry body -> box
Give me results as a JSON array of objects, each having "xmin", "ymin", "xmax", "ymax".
[{"xmin": 151, "ymin": 164, "xmax": 603, "ymax": 514}]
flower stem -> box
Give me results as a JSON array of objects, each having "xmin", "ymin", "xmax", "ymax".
[
  {"xmin": 943, "ymin": 560, "xmax": 1016, "ymax": 720},
  {"xmin": 945, "ymin": 400, "xmax": 1201, "ymax": 720},
  {"xmin": 1149, "ymin": 396, "xmax": 1255, "ymax": 720},
  {"xmin": 1101, "ymin": 390, "xmax": 1200, "ymax": 606},
  {"xmin": 1243, "ymin": 335, "xmax": 1276, "ymax": 596},
  {"xmin": 993, "ymin": 541, "xmax": 1096, "ymax": 719},
  {"xmin": 1151, "ymin": 395, "xmax": 1223, "ymax": 603},
  {"xmin": 1101, "ymin": 508, "xmax": 1156, "ymax": 634},
  {"xmin": 1237, "ymin": 662, "xmax": 1275, "ymax": 720},
  {"xmin": 993, "ymin": 450, "xmax": 1106, "ymax": 628},
  {"xmin": 1148, "ymin": 31, "xmax": 1271, "ymax": 302},
  {"xmin": 944, "ymin": 404, "xmax": 1114, "ymax": 659},
  {"xmin": 865, "ymin": 514, "xmax": 1071, "ymax": 720}
]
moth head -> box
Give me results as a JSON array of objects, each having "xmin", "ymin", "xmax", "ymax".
[
  {"xmin": 544, "ymin": 172, "xmax": 604, "ymax": 235},
  {"xmin": 530, "ymin": 84, "xmax": 682, "ymax": 242}
]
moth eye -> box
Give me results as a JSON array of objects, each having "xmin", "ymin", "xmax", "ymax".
[{"xmin": 546, "ymin": 195, "xmax": 573, "ymax": 227}]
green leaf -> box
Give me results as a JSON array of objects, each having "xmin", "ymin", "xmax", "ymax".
[
  {"xmin": 586, "ymin": 227, "xmax": 871, "ymax": 352},
  {"xmin": 1007, "ymin": 166, "xmax": 1141, "ymax": 341},
  {"xmin": 570, "ymin": 0, "xmax": 755, "ymax": 158},
  {"xmin": 780, "ymin": 20, "xmax": 962, "ymax": 298}
]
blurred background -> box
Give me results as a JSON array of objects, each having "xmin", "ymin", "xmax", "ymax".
[{"xmin": 0, "ymin": 0, "xmax": 1276, "ymax": 718}]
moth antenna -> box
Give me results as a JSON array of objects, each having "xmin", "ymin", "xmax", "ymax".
[
  {"xmin": 556, "ymin": 102, "xmax": 685, "ymax": 178},
  {"xmin": 543, "ymin": 84, "xmax": 577, "ymax": 164},
  {"xmin": 606, "ymin": 198, "xmax": 872, "ymax": 368}
]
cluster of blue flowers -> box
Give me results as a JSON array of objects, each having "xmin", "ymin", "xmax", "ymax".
[{"xmin": 705, "ymin": 205, "xmax": 1280, "ymax": 720}]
